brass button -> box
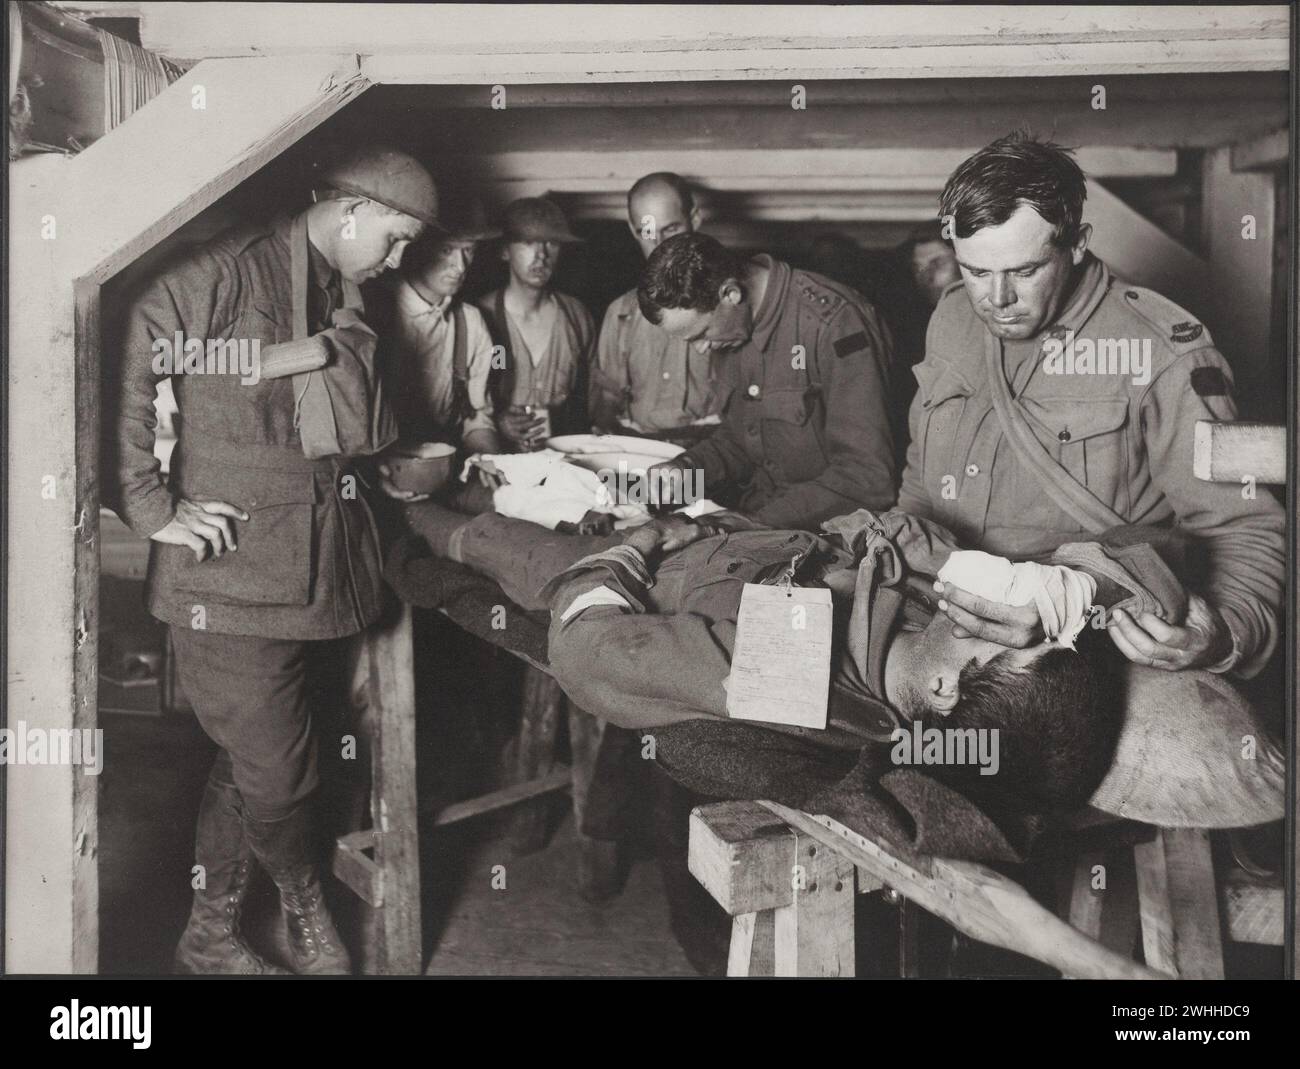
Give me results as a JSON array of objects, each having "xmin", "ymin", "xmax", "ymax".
[
  {"xmin": 965, "ymin": 463, "xmax": 980, "ymax": 477},
  {"xmin": 1058, "ymin": 429, "xmax": 1071, "ymax": 443},
  {"xmin": 746, "ymin": 383, "xmax": 761, "ymax": 398}
]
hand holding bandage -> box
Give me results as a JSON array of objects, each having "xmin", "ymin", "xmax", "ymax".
[{"xmin": 936, "ymin": 551, "xmax": 1097, "ymax": 650}]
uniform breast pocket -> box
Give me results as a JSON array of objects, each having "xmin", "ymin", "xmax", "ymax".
[
  {"xmin": 1023, "ymin": 397, "xmax": 1131, "ymax": 515},
  {"xmin": 685, "ymin": 531, "xmax": 814, "ymax": 608},
  {"xmin": 169, "ymin": 465, "xmax": 317, "ymax": 606},
  {"xmin": 245, "ymin": 302, "xmax": 294, "ymax": 345},
  {"xmin": 913, "ymin": 362, "xmax": 974, "ymax": 490},
  {"xmin": 760, "ymin": 387, "xmax": 825, "ymax": 480}
]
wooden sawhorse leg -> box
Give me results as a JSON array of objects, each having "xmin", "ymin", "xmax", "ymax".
[
  {"xmin": 567, "ymin": 704, "xmax": 624, "ymax": 901},
  {"xmin": 507, "ymin": 665, "xmax": 565, "ymax": 854},
  {"xmin": 689, "ymin": 801, "xmax": 857, "ymax": 976},
  {"xmin": 332, "ymin": 601, "xmax": 422, "ymax": 975},
  {"xmin": 1133, "ymin": 827, "xmax": 1225, "ymax": 979}
]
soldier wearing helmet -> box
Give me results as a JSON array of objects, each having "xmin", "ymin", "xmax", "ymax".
[
  {"xmin": 103, "ymin": 145, "xmax": 438, "ymax": 976},
  {"xmin": 475, "ymin": 197, "xmax": 596, "ymax": 451}
]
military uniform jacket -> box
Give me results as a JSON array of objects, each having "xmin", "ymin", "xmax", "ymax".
[
  {"xmin": 104, "ymin": 213, "xmax": 386, "ymax": 640},
  {"xmin": 898, "ymin": 254, "xmax": 1284, "ymax": 675},
  {"xmin": 592, "ymin": 287, "xmax": 724, "ymax": 431},
  {"xmin": 544, "ymin": 527, "xmax": 914, "ymax": 750},
  {"xmin": 676, "ymin": 256, "xmax": 896, "ymax": 531}
]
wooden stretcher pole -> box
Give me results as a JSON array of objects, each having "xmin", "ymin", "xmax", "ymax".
[{"xmin": 759, "ymin": 802, "xmax": 1171, "ymax": 980}]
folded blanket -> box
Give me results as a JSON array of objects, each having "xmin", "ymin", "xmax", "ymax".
[{"xmin": 650, "ymin": 719, "xmax": 1042, "ymax": 865}]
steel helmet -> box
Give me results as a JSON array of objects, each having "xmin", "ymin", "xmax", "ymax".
[{"xmin": 312, "ymin": 146, "xmax": 439, "ymax": 228}]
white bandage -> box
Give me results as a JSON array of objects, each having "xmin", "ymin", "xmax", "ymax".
[
  {"xmin": 937, "ymin": 550, "xmax": 1096, "ymax": 650},
  {"xmin": 559, "ymin": 585, "xmax": 632, "ymax": 623}
]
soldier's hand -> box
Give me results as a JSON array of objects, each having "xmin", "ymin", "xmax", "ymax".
[
  {"xmin": 498, "ymin": 408, "xmax": 547, "ymax": 450},
  {"xmin": 655, "ymin": 514, "xmax": 713, "ymax": 552},
  {"xmin": 700, "ymin": 508, "xmax": 765, "ymax": 534},
  {"xmin": 1105, "ymin": 593, "xmax": 1233, "ymax": 671},
  {"xmin": 622, "ymin": 521, "xmax": 666, "ymax": 557},
  {"xmin": 376, "ymin": 463, "xmax": 431, "ymax": 502},
  {"xmin": 151, "ymin": 499, "xmax": 248, "ymax": 562},
  {"xmin": 934, "ymin": 581, "xmax": 1044, "ymax": 647},
  {"xmin": 623, "ymin": 515, "xmax": 710, "ymax": 557}
]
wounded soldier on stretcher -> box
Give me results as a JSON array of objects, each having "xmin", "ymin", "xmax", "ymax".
[{"xmin": 387, "ymin": 506, "xmax": 1282, "ymax": 851}]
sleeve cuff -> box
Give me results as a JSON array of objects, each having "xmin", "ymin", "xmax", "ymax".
[{"xmin": 1205, "ymin": 613, "xmax": 1244, "ymax": 675}]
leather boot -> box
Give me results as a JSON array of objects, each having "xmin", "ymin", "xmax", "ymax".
[
  {"xmin": 173, "ymin": 763, "xmax": 289, "ymax": 975},
  {"xmin": 243, "ymin": 805, "xmax": 352, "ymax": 975}
]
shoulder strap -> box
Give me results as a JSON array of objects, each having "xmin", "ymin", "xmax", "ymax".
[
  {"xmin": 290, "ymin": 212, "xmax": 310, "ymax": 341},
  {"xmin": 290, "ymin": 211, "xmax": 363, "ymax": 338},
  {"xmin": 555, "ymin": 292, "xmax": 585, "ymax": 345},
  {"xmin": 450, "ymin": 302, "xmax": 472, "ymax": 422},
  {"xmin": 483, "ymin": 290, "xmax": 516, "ymax": 411},
  {"xmin": 984, "ymin": 332, "xmax": 1127, "ymax": 535},
  {"xmin": 554, "ymin": 294, "xmax": 591, "ymax": 436}
]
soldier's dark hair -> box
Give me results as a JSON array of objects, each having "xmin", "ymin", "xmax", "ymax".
[
  {"xmin": 939, "ymin": 131, "xmax": 1088, "ymax": 249},
  {"xmin": 637, "ymin": 233, "xmax": 747, "ymax": 324},
  {"xmin": 919, "ymin": 629, "xmax": 1122, "ymax": 813},
  {"xmin": 628, "ymin": 172, "xmax": 695, "ymax": 218}
]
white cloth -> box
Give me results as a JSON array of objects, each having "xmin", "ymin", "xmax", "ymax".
[
  {"xmin": 937, "ymin": 550, "xmax": 1097, "ymax": 650},
  {"xmin": 460, "ymin": 450, "xmax": 648, "ymax": 530},
  {"xmin": 674, "ymin": 498, "xmax": 725, "ymax": 519},
  {"xmin": 560, "ymin": 585, "xmax": 632, "ymax": 623}
]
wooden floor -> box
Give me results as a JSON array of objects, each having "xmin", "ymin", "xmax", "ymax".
[
  {"xmin": 424, "ymin": 814, "xmax": 695, "ymax": 977},
  {"xmin": 98, "ymin": 710, "xmax": 697, "ymax": 976}
]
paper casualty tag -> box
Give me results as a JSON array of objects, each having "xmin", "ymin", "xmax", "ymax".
[{"xmin": 726, "ymin": 582, "xmax": 832, "ymax": 729}]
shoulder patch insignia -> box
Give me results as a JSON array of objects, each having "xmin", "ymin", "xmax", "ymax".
[
  {"xmin": 1171, "ymin": 321, "xmax": 1203, "ymax": 344},
  {"xmin": 834, "ymin": 331, "xmax": 869, "ymax": 359},
  {"xmin": 1190, "ymin": 366, "xmax": 1227, "ymax": 397}
]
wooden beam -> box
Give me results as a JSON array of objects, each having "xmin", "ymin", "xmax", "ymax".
[
  {"xmin": 1193, "ymin": 421, "xmax": 1287, "ymax": 484},
  {"xmin": 687, "ymin": 801, "xmax": 798, "ymax": 916},
  {"xmin": 357, "ymin": 601, "xmax": 422, "ymax": 975},
  {"xmin": 367, "ymin": 72, "xmax": 1291, "ymax": 111},
  {"xmin": 1231, "ymin": 127, "xmax": 1289, "ymax": 172},
  {"xmin": 1084, "ymin": 178, "xmax": 1210, "ymax": 315},
  {"xmin": 1134, "ymin": 828, "xmax": 1226, "ymax": 980},
  {"xmin": 1201, "ymin": 145, "xmax": 1276, "ymax": 385},
  {"xmin": 507, "ymin": 666, "xmax": 565, "ymax": 855},
  {"xmin": 366, "ymin": 39, "xmax": 1287, "ymax": 85},
  {"xmin": 97, "ymin": 3, "xmax": 1288, "ymax": 75},
  {"xmin": 427, "ymin": 767, "xmax": 573, "ymax": 827},
  {"xmin": 451, "ymin": 147, "xmax": 1179, "ymax": 184},
  {"xmin": 772, "ymin": 831, "xmax": 856, "ymax": 977},
  {"xmin": 728, "ymin": 910, "xmax": 778, "ymax": 977},
  {"xmin": 333, "ymin": 829, "xmax": 383, "ymax": 908},
  {"xmin": 63, "ymin": 53, "xmax": 369, "ymax": 283},
  {"xmin": 5, "ymin": 155, "xmax": 99, "ymax": 973}
]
